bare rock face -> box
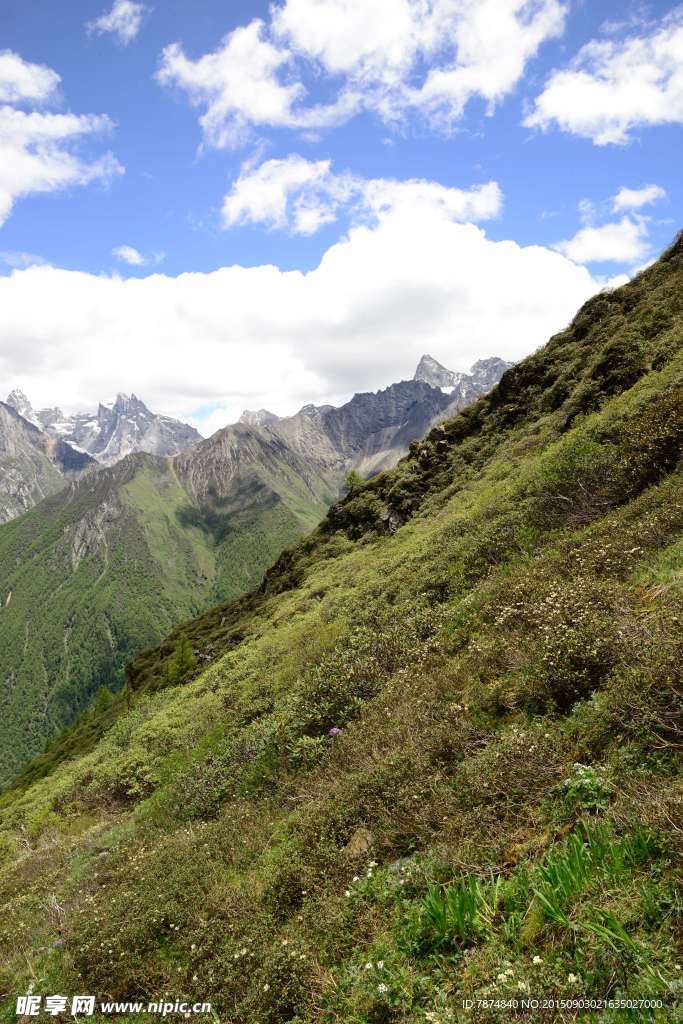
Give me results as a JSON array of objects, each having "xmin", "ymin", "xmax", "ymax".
[
  {"xmin": 0, "ymin": 402, "xmax": 95, "ymax": 523},
  {"xmin": 238, "ymin": 409, "xmax": 280, "ymax": 428},
  {"xmin": 36, "ymin": 392, "xmax": 201, "ymax": 466},
  {"xmin": 5, "ymin": 389, "xmax": 41, "ymax": 428},
  {"xmin": 414, "ymin": 353, "xmax": 513, "ymax": 394},
  {"xmin": 414, "ymin": 354, "xmax": 467, "ymax": 389}
]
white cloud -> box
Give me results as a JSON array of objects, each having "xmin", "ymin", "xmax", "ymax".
[
  {"xmin": 0, "ymin": 107, "xmax": 123, "ymax": 226},
  {"xmin": 113, "ymin": 245, "xmax": 144, "ymax": 265},
  {"xmin": 222, "ymin": 155, "xmax": 503, "ymax": 235},
  {"xmin": 0, "ymin": 207, "xmax": 600, "ymax": 435},
  {"xmin": 157, "ymin": 21, "xmax": 309, "ymax": 149},
  {"xmin": 0, "ymin": 250, "xmax": 45, "ymax": 269},
  {"xmin": 87, "ymin": 0, "xmax": 148, "ymax": 45},
  {"xmin": 612, "ymin": 183, "xmax": 666, "ymax": 212},
  {"xmin": 526, "ymin": 9, "xmax": 683, "ymax": 144},
  {"xmin": 0, "ymin": 51, "xmax": 123, "ymax": 227},
  {"xmin": 158, "ymin": 1, "xmax": 567, "ymax": 147},
  {"xmin": 0, "ymin": 50, "xmax": 60, "ymax": 104},
  {"xmin": 112, "ymin": 245, "xmax": 164, "ymax": 266},
  {"xmin": 554, "ymin": 217, "xmax": 650, "ymax": 264}
]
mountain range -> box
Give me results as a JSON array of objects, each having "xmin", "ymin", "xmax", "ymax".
[
  {"xmin": 1, "ymin": 233, "xmax": 680, "ymax": 1019},
  {"xmin": 0, "ymin": 353, "xmax": 511, "ymax": 782},
  {"xmin": 0, "ymin": 355, "xmax": 511, "ymax": 524}
]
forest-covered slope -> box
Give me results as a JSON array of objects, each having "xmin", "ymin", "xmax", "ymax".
[
  {"xmin": 0, "ymin": 235, "xmax": 681, "ymax": 1023},
  {"xmin": 0, "ymin": 446, "xmax": 332, "ymax": 786}
]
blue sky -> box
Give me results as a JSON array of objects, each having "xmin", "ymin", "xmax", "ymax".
[{"xmin": 0, "ymin": 0, "xmax": 681, "ymax": 432}]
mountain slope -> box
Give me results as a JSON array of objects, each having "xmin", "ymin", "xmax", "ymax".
[
  {"xmin": 0, "ymin": 366, "xmax": 508, "ymax": 782},
  {"xmin": 1, "ymin": 390, "xmax": 200, "ymax": 524},
  {"xmin": 0, "ymin": 235, "xmax": 681, "ymax": 1021},
  {"xmin": 0, "ymin": 435, "xmax": 333, "ymax": 785},
  {"xmin": 0, "ymin": 401, "xmax": 94, "ymax": 523}
]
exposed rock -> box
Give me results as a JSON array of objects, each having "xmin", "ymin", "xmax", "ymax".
[
  {"xmin": 345, "ymin": 827, "xmax": 374, "ymax": 857},
  {"xmin": 238, "ymin": 409, "xmax": 280, "ymax": 428},
  {"xmin": 0, "ymin": 402, "xmax": 95, "ymax": 524},
  {"xmin": 37, "ymin": 392, "xmax": 200, "ymax": 466}
]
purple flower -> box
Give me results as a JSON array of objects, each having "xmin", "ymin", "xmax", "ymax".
[
  {"xmin": 54, "ymin": 939, "xmax": 64, "ymax": 947},
  {"xmin": 328, "ymin": 727, "xmax": 343, "ymax": 736}
]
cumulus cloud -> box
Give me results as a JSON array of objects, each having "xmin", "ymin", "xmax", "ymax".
[
  {"xmin": 612, "ymin": 183, "xmax": 666, "ymax": 212},
  {"xmin": 222, "ymin": 155, "xmax": 502, "ymax": 235},
  {"xmin": 525, "ymin": 9, "xmax": 683, "ymax": 144},
  {"xmin": 554, "ymin": 216, "xmax": 650, "ymax": 265},
  {"xmin": 112, "ymin": 245, "xmax": 164, "ymax": 266},
  {"xmin": 0, "ymin": 51, "xmax": 123, "ymax": 226},
  {"xmin": 0, "ymin": 107, "xmax": 123, "ymax": 226},
  {"xmin": 87, "ymin": 0, "xmax": 148, "ymax": 44},
  {"xmin": 158, "ymin": 1, "xmax": 567, "ymax": 147},
  {"xmin": 0, "ymin": 206, "xmax": 600, "ymax": 434},
  {"xmin": 0, "ymin": 50, "xmax": 60, "ymax": 104}
]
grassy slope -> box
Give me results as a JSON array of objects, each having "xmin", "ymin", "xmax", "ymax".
[
  {"xmin": 0, "ymin": 451, "xmax": 330, "ymax": 786},
  {"xmin": 0, "ymin": 238, "xmax": 682, "ymax": 1022}
]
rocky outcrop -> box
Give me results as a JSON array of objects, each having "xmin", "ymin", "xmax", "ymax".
[
  {"xmin": 239, "ymin": 409, "xmax": 280, "ymax": 428},
  {"xmin": 0, "ymin": 402, "xmax": 95, "ymax": 523}
]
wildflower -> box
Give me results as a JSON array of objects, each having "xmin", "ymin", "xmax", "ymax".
[
  {"xmin": 54, "ymin": 939, "xmax": 64, "ymax": 947},
  {"xmin": 377, "ymin": 960, "xmax": 384, "ymax": 969},
  {"xmin": 532, "ymin": 956, "xmax": 543, "ymax": 965},
  {"xmin": 365, "ymin": 962, "xmax": 373, "ymax": 971},
  {"xmin": 497, "ymin": 974, "xmax": 508, "ymax": 983},
  {"xmin": 329, "ymin": 727, "xmax": 343, "ymax": 736},
  {"xmin": 378, "ymin": 983, "xmax": 388, "ymax": 994},
  {"xmin": 517, "ymin": 981, "xmax": 529, "ymax": 992},
  {"xmin": 567, "ymin": 973, "xmax": 579, "ymax": 984},
  {"xmin": 191, "ymin": 944, "xmax": 196, "ymax": 951},
  {"xmin": 505, "ymin": 969, "xmax": 514, "ymax": 977},
  {"xmin": 353, "ymin": 876, "xmax": 360, "ymax": 882},
  {"xmin": 192, "ymin": 975, "xmax": 198, "ymax": 982},
  {"xmin": 263, "ymin": 984, "xmax": 270, "ymax": 992},
  {"xmin": 369, "ymin": 860, "xmax": 378, "ymax": 868}
]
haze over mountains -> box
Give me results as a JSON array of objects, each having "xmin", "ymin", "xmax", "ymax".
[{"xmin": 0, "ymin": 352, "xmax": 511, "ymax": 781}]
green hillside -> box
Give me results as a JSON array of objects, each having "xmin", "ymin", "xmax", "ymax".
[
  {"xmin": 0, "ymin": 451, "xmax": 331, "ymax": 786},
  {"xmin": 0, "ymin": 235, "xmax": 682, "ymax": 1022}
]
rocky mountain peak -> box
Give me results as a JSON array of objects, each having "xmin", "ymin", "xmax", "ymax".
[
  {"xmin": 5, "ymin": 388, "xmax": 40, "ymax": 427},
  {"xmin": 413, "ymin": 354, "xmax": 461, "ymax": 389},
  {"xmin": 414, "ymin": 353, "xmax": 513, "ymax": 394},
  {"xmin": 469, "ymin": 357, "xmax": 514, "ymax": 387},
  {"xmin": 238, "ymin": 409, "xmax": 280, "ymax": 428}
]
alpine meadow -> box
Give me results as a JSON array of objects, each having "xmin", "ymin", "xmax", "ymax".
[
  {"xmin": 2, "ymin": 1, "xmax": 683, "ymax": 1021},
  {"xmin": 0, "ymin": 235, "xmax": 681, "ymax": 1021}
]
